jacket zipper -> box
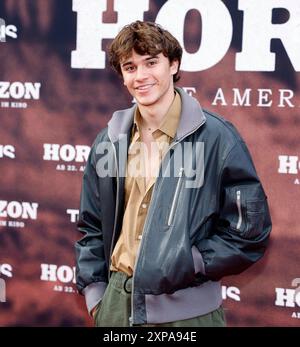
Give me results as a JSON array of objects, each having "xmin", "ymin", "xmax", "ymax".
[
  {"xmin": 129, "ymin": 175, "xmax": 161, "ymax": 326},
  {"xmin": 107, "ymin": 138, "xmax": 119, "ymax": 280},
  {"xmin": 130, "ymin": 119, "xmax": 206, "ymax": 325},
  {"xmin": 167, "ymin": 167, "xmax": 184, "ymax": 226},
  {"xmin": 236, "ymin": 190, "xmax": 242, "ymax": 230}
]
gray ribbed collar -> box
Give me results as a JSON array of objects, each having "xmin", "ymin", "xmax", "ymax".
[{"xmin": 107, "ymin": 87, "xmax": 206, "ymax": 143}]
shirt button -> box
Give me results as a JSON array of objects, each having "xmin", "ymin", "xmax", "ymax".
[
  {"xmin": 141, "ymin": 203, "xmax": 147, "ymax": 209},
  {"xmin": 138, "ymin": 235, "xmax": 142, "ymax": 240}
]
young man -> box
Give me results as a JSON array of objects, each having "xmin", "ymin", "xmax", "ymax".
[{"xmin": 75, "ymin": 21, "xmax": 272, "ymax": 327}]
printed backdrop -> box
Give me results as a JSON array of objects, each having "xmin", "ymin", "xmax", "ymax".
[{"xmin": 0, "ymin": 0, "xmax": 299, "ymax": 327}]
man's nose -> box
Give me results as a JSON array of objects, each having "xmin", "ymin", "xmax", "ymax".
[{"xmin": 135, "ymin": 65, "xmax": 148, "ymax": 80}]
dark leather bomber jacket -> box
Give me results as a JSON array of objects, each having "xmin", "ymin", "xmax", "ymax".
[{"xmin": 75, "ymin": 88, "xmax": 272, "ymax": 325}]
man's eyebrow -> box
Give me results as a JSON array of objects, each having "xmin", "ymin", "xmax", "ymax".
[
  {"xmin": 121, "ymin": 55, "xmax": 160, "ymax": 68},
  {"xmin": 145, "ymin": 55, "xmax": 159, "ymax": 60},
  {"xmin": 121, "ymin": 61, "xmax": 132, "ymax": 68}
]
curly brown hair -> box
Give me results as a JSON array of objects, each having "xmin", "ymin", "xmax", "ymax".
[{"xmin": 108, "ymin": 21, "xmax": 182, "ymax": 83}]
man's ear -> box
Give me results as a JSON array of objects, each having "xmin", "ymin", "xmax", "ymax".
[{"xmin": 170, "ymin": 59, "xmax": 179, "ymax": 75}]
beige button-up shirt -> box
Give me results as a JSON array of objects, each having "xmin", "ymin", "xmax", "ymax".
[{"xmin": 110, "ymin": 91, "xmax": 181, "ymax": 276}]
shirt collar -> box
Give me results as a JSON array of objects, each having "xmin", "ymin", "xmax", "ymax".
[{"xmin": 133, "ymin": 90, "xmax": 181, "ymax": 140}]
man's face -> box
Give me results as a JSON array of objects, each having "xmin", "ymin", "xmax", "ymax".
[{"xmin": 120, "ymin": 50, "xmax": 178, "ymax": 108}]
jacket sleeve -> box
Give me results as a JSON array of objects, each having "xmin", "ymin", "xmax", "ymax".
[
  {"xmin": 75, "ymin": 142, "xmax": 108, "ymax": 314},
  {"xmin": 194, "ymin": 140, "xmax": 272, "ymax": 281}
]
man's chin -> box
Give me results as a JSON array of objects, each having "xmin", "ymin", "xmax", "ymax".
[{"xmin": 135, "ymin": 96, "xmax": 156, "ymax": 107}]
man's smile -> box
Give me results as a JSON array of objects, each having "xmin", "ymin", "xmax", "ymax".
[{"xmin": 135, "ymin": 83, "xmax": 156, "ymax": 91}]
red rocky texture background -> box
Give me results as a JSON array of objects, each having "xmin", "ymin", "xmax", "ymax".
[{"xmin": 0, "ymin": 0, "xmax": 299, "ymax": 326}]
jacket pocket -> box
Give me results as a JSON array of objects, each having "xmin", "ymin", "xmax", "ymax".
[
  {"xmin": 245, "ymin": 199, "xmax": 265, "ymax": 239},
  {"xmin": 191, "ymin": 245, "xmax": 206, "ymax": 275},
  {"xmin": 167, "ymin": 167, "xmax": 184, "ymax": 226},
  {"xmin": 220, "ymin": 185, "xmax": 267, "ymax": 239}
]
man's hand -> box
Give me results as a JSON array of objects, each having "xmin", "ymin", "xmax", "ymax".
[
  {"xmin": 91, "ymin": 305, "xmax": 97, "ymax": 318},
  {"xmin": 91, "ymin": 301, "xmax": 101, "ymax": 318}
]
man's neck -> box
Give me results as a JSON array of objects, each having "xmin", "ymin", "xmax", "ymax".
[{"xmin": 137, "ymin": 89, "xmax": 176, "ymax": 130}]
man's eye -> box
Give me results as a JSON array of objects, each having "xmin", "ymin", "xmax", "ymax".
[
  {"xmin": 124, "ymin": 66, "xmax": 135, "ymax": 72},
  {"xmin": 148, "ymin": 60, "xmax": 157, "ymax": 66}
]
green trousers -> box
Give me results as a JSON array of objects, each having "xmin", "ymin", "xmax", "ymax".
[{"xmin": 94, "ymin": 271, "xmax": 226, "ymax": 327}]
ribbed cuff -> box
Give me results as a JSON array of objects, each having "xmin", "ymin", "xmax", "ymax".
[{"xmin": 83, "ymin": 281, "xmax": 107, "ymax": 315}]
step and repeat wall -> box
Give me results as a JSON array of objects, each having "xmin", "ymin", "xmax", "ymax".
[{"xmin": 0, "ymin": 0, "xmax": 299, "ymax": 327}]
